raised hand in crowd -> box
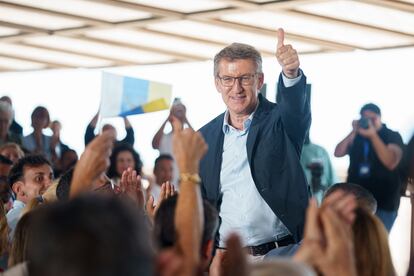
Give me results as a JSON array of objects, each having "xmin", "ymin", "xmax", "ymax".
[
  {"xmin": 320, "ymin": 189, "xmax": 357, "ymax": 224},
  {"xmin": 70, "ymin": 130, "xmax": 115, "ymax": 197},
  {"xmin": 156, "ymin": 249, "xmax": 184, "ymax": 276},
  {"xmin": 152, "ymin": 100, "xmax": 192, "ymax": 150},
  {"xmin": 39, "ymin": 182, "xmax": 58, "ymax": 203},
  {"xmin": 221, "ymin": 234, "xmax": 249, "ymax": 276},
  {"xmin": 294, "ymin": 191, "xmax": 358, "ymax": 276},
  {"xmin": 172, "ymin": 117, "xmax": 208, "ymax": 276},
  {"xmin": 119, "ymin": 167, "xmax": 145, "ymax": 209},
  {"xmin": 210, "ymin": 234, "xmax": 249, "ymax": 276},
  {"xmin": 170, "ymin": 115, "xmax": 182, "ymax": 132},
  {"xmin": 146, "ymin": 181, "xmax": 176, "ymax": 222},
  {"xmin": 172, "ymin": 120, "xmax": 206, "ymax": 175}
]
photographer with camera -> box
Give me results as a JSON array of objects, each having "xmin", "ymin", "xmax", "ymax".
[{"xmin": 334, "ymin": 103, "xmax": 404, "ymax": 231}]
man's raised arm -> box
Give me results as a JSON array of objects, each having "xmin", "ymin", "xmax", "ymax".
[{"xmin": 276, "ymin": 28, "xmax": 310, "ymax": 152}]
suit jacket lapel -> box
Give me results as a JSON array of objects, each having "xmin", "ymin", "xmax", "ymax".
[
  {"xmin": 207, "ymin": 114, "xmax": 225, "ymax": 199},
  {"xmin": 247, "ymin": 94, "xmax": 271, "ymax": 163}
]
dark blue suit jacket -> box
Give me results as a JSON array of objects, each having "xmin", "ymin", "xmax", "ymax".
[{"xmin": 199, "ymin": 73, "xmax": 311, "ymax": 243}]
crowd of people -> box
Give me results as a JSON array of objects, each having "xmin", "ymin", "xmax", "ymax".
[{"xmin": 0, "ymin": 28, "xmax": 413, "ymax": 276}]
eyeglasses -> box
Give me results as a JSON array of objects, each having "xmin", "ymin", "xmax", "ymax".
[{"xmin": 216, "ymin": 73, "xmax": 257, "ymax": 87}]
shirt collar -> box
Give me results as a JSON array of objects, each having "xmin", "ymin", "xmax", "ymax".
[
  {"xmin": 12, "ymin": 199, "xmax": 25, "ymax": 208},
  {"xmin": 222, "ymin": 103, "xmax": 259, "ymax": 134}
]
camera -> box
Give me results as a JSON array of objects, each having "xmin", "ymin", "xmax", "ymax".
[
  {"xmin": 307, "ymin": 162, "xmax": 323, "ymax": 194},
  {"xmin": 358, "ymin": 117, "xmax": 370, "ymax": 129}
]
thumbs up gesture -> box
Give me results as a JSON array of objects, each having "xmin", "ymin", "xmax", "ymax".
[{"xmin": 276, "ymin": 28, "xmax": 300, "ymax": 79}]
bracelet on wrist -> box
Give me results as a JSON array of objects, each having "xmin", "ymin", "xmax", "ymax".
[{"xmin": 179, "ymin": 173, "xmax": 201, "ymax": 184}]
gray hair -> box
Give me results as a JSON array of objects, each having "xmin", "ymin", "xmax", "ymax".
[
  {"xmin": 213, "ymin": 43, "xmax": 263, "ymax": 76},
  {"xmin": 0, "ymin": 101, "xmax": 13, "ymax": 125}
]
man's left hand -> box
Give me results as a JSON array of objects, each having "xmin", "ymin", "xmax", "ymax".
[{"xmin": 275, "ymin": 28, "xmax": 300, "ymax": 79}]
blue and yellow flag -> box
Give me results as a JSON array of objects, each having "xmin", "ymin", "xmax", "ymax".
[{"xmin": 100, "ymin": 72, "xmax": 172, "ymax": 118}]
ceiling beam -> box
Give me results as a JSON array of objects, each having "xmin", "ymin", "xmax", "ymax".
[
  {"xmin": 0, "ymin": 53, "xmax": 72, "ymax": 68},
  {"xmin": 0, "ymin": 65, "xmax": 18, "ymax": 71},
  {"xmin": 139, "ymin": 27, "xmax": 275, "ymax": 56},
  {"xmin": 0, "ymin": 0, "xmax": 412, "ymax": 73},
  {"xmin": 139, "ymin": 27, "xmax": 227, "ymax": 48},
  {"xmin": 217, "ymin": 0, "xmax": 261, "ymax": 9},
  {"xmin": 18, "ymin": 42, "xmax": 132, "ymax": 66},
  {"xmin": 264, "ymin": 0, "xmax": 330, "ymax": 10},
  {"xmin": 193, "ymin": 17, "xmax": 355, "ymax": 51},
  {"xmin": 185, "ymin": 7, "xmax": 243, "ymax": 18},
  {"xmin": 0, "ymin": 20, "xmax": 51, "ymax": 34},
  {"xmin": 185, "ymin": 0, "xmax": 328, "ymax": 18},
  {"xmin": 68, "ymin": 34, "xmax": 205, "ymax": 61},
  {"xmin": 0, "ymin": 16, "xmax": 172, "ymax": 43},
  {"xmin": 362, "ymin": 0, "xmax": 414, "ymax": 13},
  {"xmin": 85, "ymin": 0, "xmax": 184, "ymax": 18},
  {"xmin": 363, "ymin": 42, "xmax": 414, "ymax": 51},
  {"xmin": 287, "ymin": 10, "xmax": 414, "ymax": 39},
  {"xmin": 0, "ymin": 1, "xmax": 111, "ymax": 25},
  {"xmin": 0, "ymin": 66, "xmax": 56, "ymax": 72}
]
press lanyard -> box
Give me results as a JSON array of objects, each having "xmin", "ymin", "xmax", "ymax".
[{"xmin": 363, "ymin": 140, "xmax": 370, "ymax": 162}]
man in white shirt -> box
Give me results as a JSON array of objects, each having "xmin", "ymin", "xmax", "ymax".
[
  {"xmin": 7, "ymin": 155, "xmax": 53, "ymax": 239},
  {"xmin": 150, "ymin": 154, "xmax": 174, "ymax": 203}
]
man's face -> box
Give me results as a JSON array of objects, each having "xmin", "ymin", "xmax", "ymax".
[
  {"xmin": 50, "ymin": 121, "xmax": 61, "ymax": 135},
  {"xmin": 215, "ymin": 59, "xmax": 264, "ymax": 118},
  {"xmin": 361, "ymin": 110, "xmax": 382, "ymax": 130},
  {"xmin": 15, "ymin": 164, "xmax": 53, "ymax": 203},
  {"xmin": 154, "ymin": 159, "xmax": 173, "ymax": 185}
]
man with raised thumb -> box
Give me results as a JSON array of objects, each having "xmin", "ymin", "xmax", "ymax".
[{"xmin": 199, "ymin": 27, "xmax": 310, "ymax": 267}]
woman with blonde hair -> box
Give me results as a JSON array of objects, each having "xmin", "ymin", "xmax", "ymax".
[
  {"xmin": 7, "ymin": 211, "xmax": 34, "ymax": 268},
  {"xmin": 352, "ymin": 207, "xmax": 396, "ymax": 276}
]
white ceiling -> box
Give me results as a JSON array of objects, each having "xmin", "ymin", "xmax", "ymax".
[{"xmin": 0, "ymin": 0, "xmax": 413, "ymax": 71}]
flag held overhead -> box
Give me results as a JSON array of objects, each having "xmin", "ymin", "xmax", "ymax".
[{"xmin": 100, "ymin": 72, "xmax": 172, "ymax": 118}]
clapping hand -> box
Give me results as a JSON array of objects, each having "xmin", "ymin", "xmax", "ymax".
[
  {"xmin": 294, "ymin": 191, "xmax": 357, "ymax": 276},
  {"xmin": 146, "ymin": 181, "xmax": 176, "ymax": 222},
  {"xmin": 119, "ymin": 167, "xmax": 145, "ymax": 209}
]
